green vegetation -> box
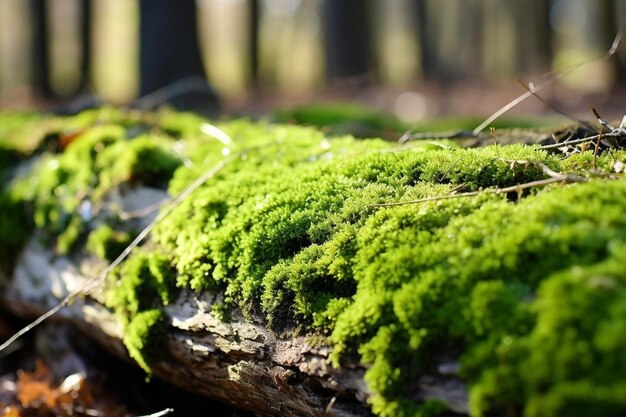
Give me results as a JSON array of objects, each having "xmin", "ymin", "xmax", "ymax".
[
  {"xmin": 86, "ymin": 224, "xmax": 134, "ymax": 261},
  {"xmin": 1, "ymin": 108, "xmax": 626, "ymax": 416},
  {"xmin": 123, "ymin": 308, "xmax": 168, "ymax": 374}
]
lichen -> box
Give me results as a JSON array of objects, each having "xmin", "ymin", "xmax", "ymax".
[{"xmin": 3, "ymin": 110, "xmax": 626, "ymax": 416}]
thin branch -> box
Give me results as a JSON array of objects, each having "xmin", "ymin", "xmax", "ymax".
[
  {"xmin": 399, "ymin": 130, "xmax": 478, "ymax": 144},
  {"xmin": 133, "ymin": 77, "xmax": 217, "ymax": 110},
  {"xmin": 473, "ymin": 32, "xmax": 623, "ymax": 135},
  {"xmin": 371, "ymin": 162, "xmax": 588, "ymax": 208},
  {"xmin": 516, "ymin": 79, "xmax": 595, "ymax": 130},
  {"xmin": 473, "ymin": 85, "xmax": 546, "ymax": 135},
  {"xmin": 117, "ymin": 198, "xmax": 171, "ymax": 221},
  {"xmin": 540, "ymin": 131, "xmax": 624, "ymax": 150},
  {"xmin": 502, "ymin": 159, "xmax": 588, "ymax": 182},
  {"xmin": 592, "ymin": 107, "xmax": 616, "ymax": 131},
  {"xmin": 137, "ymin": 408, "xmax": 175, "ymax": 417},
  {"xmin": 593, "ymin": 127, "xmax": 603, "ymax": 170}
]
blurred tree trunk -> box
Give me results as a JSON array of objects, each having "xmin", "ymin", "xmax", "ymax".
[
  {"xmin": 76, "ymin": 0, "xmax": 92, "ymax": 94},
  {"xmin": 510, "ymin": 0, "xmax": 552, "ymax": 76},
  {"xmin": 599, "ymin": 0, "xmax": 624, "ymax": 82},
  {"xmin": 411, "ymin": 0, "xmax": 482, "ymax": 81},
  {"xmin": 322, "ymin": 0, "xmax": 375, "ymax": 82},
  {"xmin": 534, "ymin": 0, "xmax": 554, "ymax": 71},
  {"xmin": 30, "ymin": 0, "xmax": 54, "ymax": 99},
  {"xmin": 138, "ymin": 0, "xmax": 218, "ymax": 114},
  {"xmin": 411, "ymin": 0, "xmax": 437, "ymax": 79},
  {"xmin": 248, "ymin": 0, "xmax": 260, "ymax": 88},
  {"xmin": 139, "ymin": 0, "xmax": 207, "ymax": 95}
]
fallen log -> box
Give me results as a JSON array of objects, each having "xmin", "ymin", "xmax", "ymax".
[
  {"xmin": 0, "ymin": 239, "xmax": 371, "ymax": 417},
  {"xmin": 2, "ymin": 110, "xmax": 626, "ymax": 417},
  {"xmin": 1, "ymin": 237, "xmax": 467, "ymax": 417}
]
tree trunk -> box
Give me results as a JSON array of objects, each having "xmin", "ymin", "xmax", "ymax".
[
  {"xmin": 322, "ymin": 0, "xmax": 375, "ymax": 82},
  {"xmin": 30, "ymin": 0, "xmax": 55, "ymax": 99}
]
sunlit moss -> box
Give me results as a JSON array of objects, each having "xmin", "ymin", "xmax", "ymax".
[
  {"xmin": 10, "ymin": 124, "xmax": 180, "ymax": 253},
  {"xmin": 2, "ymin": 110, "xmax": 626, "ymax": 416},
  {"xmin": 105, "ymin": 251, "xmax": 176, "ymax": 324},
  {"xmin": 86, "ymin": 224, "xmax": 134, "ymax": 261},
  {"xmin": 123, "ymin": 308, "xmax": 168, "ymax": 375}
]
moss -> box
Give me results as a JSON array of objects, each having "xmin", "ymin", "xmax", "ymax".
[
  {"xmin": 105, "ymin": 251, "xmax": 176, "ymax": 324},
  {"xmin": 86, "ymin": 224, "xmax": 134, "ymax": 261},
  {"xmin": 123, "ymin": 309, "xmax": 168, "ymax": 375},
  {"xmin": 0, "ymin": 188, "xmax": 32, "ymax": 271},
  {"xmin": 10, "ymin": 124, "xmax": 180, "ymax": 254},
  {"xmin": 273, "ymin": 103, "xmax": 408, "ymax": 138},
  {"xmin": 3, "ymin": 110, "xmax": 626, "ymax": 416},
  {"xmin": 272, "ymin": 103, "xmax": 548, "ymax": 139}
]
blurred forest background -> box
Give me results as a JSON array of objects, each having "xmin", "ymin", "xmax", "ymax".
[{"xmin": 0, "ymin": 0, "xmax": 625, "ymax": 122}]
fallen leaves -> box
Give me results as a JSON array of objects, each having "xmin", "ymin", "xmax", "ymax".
[{"xmin": 2, "ymin": 360, "xmax": 128, "ymax": 417}]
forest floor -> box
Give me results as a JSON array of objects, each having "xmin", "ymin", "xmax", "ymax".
[
  {"xmin": 228, "ymin": 80, "xmax": 626, "ymax": 124},
  {"xmin": 2, "ymin": 80, "xmax": 626, "ymax": 126},
  {"xmin": 0, "ymin": 311, "xmax": 252, "ymax": 417}
]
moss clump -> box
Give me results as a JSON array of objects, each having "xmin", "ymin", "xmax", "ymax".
[
  {"xmin": 123, "ymin": 309, "xmax": 168, "ymax": 374},
  {"xmin": 3, "ymin": 110, "xmax": 626, "ymax": 416},
  {"xmin": 11, "ymin": 125, "xmax": 181, "ymax": 253},
  {"xmin": 102, "ymin": 250, "xmax": 175, "ymax": 374},
  {"xmin": 86, "ymin": 224, "xmax": 134, "ymax": 261},
  {"xmin": 105, "ymin": 251, "xmax": 176, "ymax": 323},
  {"xmin": 331, "ymin": 180, "xmax": 626, "ymax": 416},
  {"xmin": 466, "ymin": 243, "xmax": 626, "ymax": 417},
  {"xmin": 0, "ymin": 188, "xmax": 32, "ymax": 271}
]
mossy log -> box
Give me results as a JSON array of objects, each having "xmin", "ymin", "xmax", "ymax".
[
  {"xmin": 2, "ymin": 109, "xmax": 626, "ymax": 417},
  {"xmin": 1, "ymin": 236, "xmax": 376, "ymax": 417},
  {"xmin": 0, "ymin": 220, "xmax": 466, "ymax": 416}
]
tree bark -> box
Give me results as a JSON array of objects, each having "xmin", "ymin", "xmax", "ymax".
[{"xmin": 322, "ymin": 0, "xmax": 375, "ymax": 82}]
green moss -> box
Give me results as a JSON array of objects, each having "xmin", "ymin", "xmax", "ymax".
[
  {"xmin": 86, "ymin": 224, "xmax": 133, "ymax": 261},
  {"xmin": 273, "ymin": 103, "xmax": 408, "ymax": 138},
  {"xmin": 272, "ymin": 103, "xmax": 548, "ymax": 139},
  {"xmin": 0, "ymin": 188, "xmax": 32, "ymax": 271},
  {"xmin": 10, "ymin": 124, "xmax": 180, "ymax": 254},
  {"xmin": 105, "ymin": 251, "xmax": 176, "ymax": 323},
  {"xmin": 3, "ymin": 110, "xmax": 626, "ymax": 416},
  {"xmin": 123, "ymin": 309, "xmax": 168, "ymax": 374}
]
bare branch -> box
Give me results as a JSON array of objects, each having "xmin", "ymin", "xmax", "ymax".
[
  {"xmin": 474, "ymin": 32, "xmax": 624, "ymax": 135},
  {"xmin": 540, "ymin": 131, "xmax": 624, "ymax": 150},
  {"xmin": 371, "ymin": 162, "xmax": 588, "ymax": 208},
  {"xmin": 592, "ymin": 108, "xmax": 616, "ymax": 131},
  {"xmin": 137, "ymin": 408, "xmax": 175, "ymax": 417},
  {"xmin": 516, "ymin": 79, "xmax": 595, "ymax": 130}
]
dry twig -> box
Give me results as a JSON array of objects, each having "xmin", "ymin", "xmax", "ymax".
[
  {"xmin": 540, "ymin": 131, "xmax": 624, "ymax": 150},
  {"xmin": 473, "ymin": 32, "xmax": 622, "ymax": 134},
  {"xmin": 371, "ymin": 160, "xmax": 588, "ymax": 208}
]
